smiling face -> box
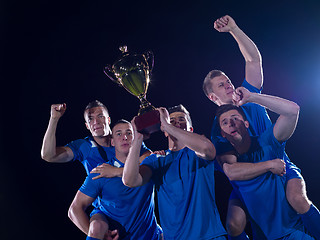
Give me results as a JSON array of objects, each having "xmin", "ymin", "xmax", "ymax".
[
  {"xmin": 208, "ymin": 74, "xmax": 235, "ymax": 106},
  {"xmin": 219, "ymin": 109, "xmax": 249, "ymax": 144},
  {"xmin": 111, "ymin": 122, "xmax": 133, "ymax": 156},
  {"xmin": 84, "ymin": 107, "xmax": 111, "ymax": 137}
]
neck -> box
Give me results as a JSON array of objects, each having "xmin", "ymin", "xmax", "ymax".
[
  {"xmin": 93, "ymin": 135, "xmax": 112, "ymax": 147},
  {"xmin": 116, "ymin": 152, "xmax": 128, "ymax": 163}
]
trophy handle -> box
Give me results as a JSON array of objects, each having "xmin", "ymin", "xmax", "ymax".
[
  {"xmin": 143, "ymin": 50, "xmax": 154, "ymax": 72},
  {"xmin": 103, "ymin": 65, "xmax": 121, "ymax": 86}
]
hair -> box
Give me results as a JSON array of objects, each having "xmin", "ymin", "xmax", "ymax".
[
  {"xmin": 168, "ymin": 104, "xmax": 193, "ymax": 127},
  {"xmin": 111, "ymin": 119, "xmax": 131, "ymax": 131},
  {"xmin": 215, "ymin": 104, "xmax": 247, "ymax": 128},
  {"xmin": 84, "ymin": 100, "xmax": 109, "ymax": 116},
  {"xmin": 202, "ymin": 70, "xmax": 225, "ymax": 97}
]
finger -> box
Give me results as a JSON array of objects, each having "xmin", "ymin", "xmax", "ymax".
[
  {"xmin": 215, "ymin": 20, "xmax": 225, "ymax": 29},
  {"xmin": 92, "ymin": 174, "xmax": 102, "ymax": 180},
  {"xmin": 219, "ymin": 17, "xmax": 228, "ymax": 25}
]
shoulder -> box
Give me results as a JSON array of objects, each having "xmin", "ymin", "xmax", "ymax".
[{"xmin": 242, "ymin": 79, "xmax": 262, "ymax": 93}]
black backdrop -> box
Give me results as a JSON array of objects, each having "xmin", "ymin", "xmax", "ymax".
[{"xmin": 2, "ymin": 0, "xmax": 320, "ymax": 239}]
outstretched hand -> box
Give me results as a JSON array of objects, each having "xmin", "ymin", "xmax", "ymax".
[
  {"xmin": 50, "ymin": 103, "xmax": 66, "ymax": 119},
  {"xmin": 214, "ymin": 15, "xmax": 237, "ymax": 33}
]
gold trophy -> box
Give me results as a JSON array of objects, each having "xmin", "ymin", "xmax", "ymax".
[{"xmin": 104, "ymin": 46, "xmax": 160, "ymax": 134}]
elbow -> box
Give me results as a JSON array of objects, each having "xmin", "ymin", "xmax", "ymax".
[
  {"xmin": 292, "ymin": 102, "xmax": 300, "ymax": 116},
  {"xmin": 41, "ymin": 152, "xmax": 53, "ymax": 162},
  {"xmin": 287, "ymin": 101, "xmax": 300, "ymax": 117},
  {"xmin": 202, "ymin": 141, "xmax": 216, "ymax": 160},
  {"xmin": 223, "ymin": 163, "xmax": 237, "ymax": 181},
  {"xmin": 68, "ymin": 204, "xmax": 75, "ymax": 221},
  {"xmin": 122, "ymin": 176, "xmax": 136, "ymax": 188}
]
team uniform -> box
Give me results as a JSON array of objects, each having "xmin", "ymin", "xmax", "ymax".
[
  {"xmin": 211, "ymin": 79, "xmax": 302, "ymax": 183},
  {"xmin": 230, "ymin": 126, "xmax": 313, "ymax": 239},
  {"xmin": 210, "ymin": 80, "xmax": 320, "ymax": 239},
  {"xmin": 141, "ymin": 147, "xmax": 227, "ymax": 240},
  {"xmin": 66, "ymin": 136, "xmax": 150, "ymax": 220},
  {"xmin": 66, "ymin": 136, "xmax": 150, "ymax": 174},
  {"xmin": 80, "ymin": 157, "xmax": 162, "ymax": 240}
]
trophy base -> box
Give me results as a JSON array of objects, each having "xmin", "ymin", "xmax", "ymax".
[{"xmin": 135, "ymin": 109, "xmax": 160, "ymax": 135}]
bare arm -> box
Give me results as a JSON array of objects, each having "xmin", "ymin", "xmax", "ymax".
[
  {"xmin": 234, "ymin": 87, "xmax": 300, "ymax": 142},
  {"xmin": 68, "ymin": 191, "xmax": 94, "ymax": 235},
  {"xmin": 217, "ymin": 154, "xmax": 286, "ymax": 181},
  {"xmin": 214, "ymin": 15, "xmax": 263, "ymax": 89},
  {"xmin": 122, "ymin": 120, "xmax": 153, "ymax": 187},
  {"xmin": 41, "ymin": 103, "xmax": 74, "ymax": 163},
  {"xmin": 158, "ymin": 107, "xmax": 216, "ymax": 160}
]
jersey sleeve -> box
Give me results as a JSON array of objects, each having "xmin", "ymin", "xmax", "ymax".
[
  {"xmin": 242, "ymin": 79, "xmax": 262, "ymax": 93},
  {"xmin": 66, "ymin": 139, "xmax": 91, "ymax": 162},
  {"xmin": 141, "ymin": 153, "xmax": 160, "ymax": 171},
  {"xmin": 79, "ymin": 173, "xmax": 102, "ymax": 199},
  {"xmin": 140, "ymin": 141, "xmax": 151, "ymax": 155}
]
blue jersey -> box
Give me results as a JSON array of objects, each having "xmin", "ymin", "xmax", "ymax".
[
  {"xmin": 142, "ymin": 148, "xmax": 227, "ymax": 240},
  {"xmin": 80, "ymin": 158, "xmax": 162, "ymax": 240},
  {"xmin": 232, "ymin": 126, "xmax": 305, "ymax": 239},
  {"xmin": 66, "ymin": 136, "xmax": 150, "ymax": 174},
  {"xmin": 211, "ymin": 80, "xmax": 301, "ymax": 178},
  {"xmin": 67, "ymin": 136, "xmax": 150, "ymax": 209}
]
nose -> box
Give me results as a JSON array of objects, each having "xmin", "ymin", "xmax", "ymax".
[
  {"xmin": 173, "ymin": 121, "xmax": 180, "ymax": 128},
  {"xmin": 229, "ymin": 119, "xmax": 235, "ymax": 127},
  {"xmin": 123, "ymin": 134, "xmax": 128, "ymax": 141}
]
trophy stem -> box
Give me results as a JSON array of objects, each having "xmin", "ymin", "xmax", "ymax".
[{"xmin": 138, "ymin": 95, "xmax": 155, "ymax": 115}]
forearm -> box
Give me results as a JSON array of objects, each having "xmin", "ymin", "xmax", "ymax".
[
  {"xmin": 229, "ymin": 26, "xmax": 261, "ymax": 63},
  {"xmin": 165, "ymin": 125, "xmax": 216, "ymax": 160},
  {"xmin": 41, "ymin": 118, "xmax": 59, "ymax": 161},
  {"xmin": 249, "ymin": 92, "xmax": 300, "ymax": 117},
  {"xmin": 223, "ymin": 161, "xmax": 272, "ymax": 181},
  {"xmin": 122, "ymin": 138, "xmax": 144, "ymax": 187},
  {"xmin": 68, "ymin": 204, "xmax": 90, "ymax": 235}
]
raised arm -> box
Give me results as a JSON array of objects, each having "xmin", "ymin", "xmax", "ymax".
[
  {"xmin": 41, "ymin": 103, "xmax": 74, "ymax": 163},
  {"xmin": 158, "ymin": 107, "xmax": 216, "ymax": 160},
  {"xmin": 234, "ymin": 87, "xmax": 300, "ymax": 142},
  {"xmin": 122, "ymin": 119, "xmax": 153, "ymax": 187},
  {"xmin": 214, "ymin": 15, "xmax": 263, "ymax": 89}
]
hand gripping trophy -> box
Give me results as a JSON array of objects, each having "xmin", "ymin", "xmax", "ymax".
[{"xmin": 104, "ymin": 46, "xmax": 160, "ymax": 135}]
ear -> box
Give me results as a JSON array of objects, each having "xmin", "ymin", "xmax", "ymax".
[
  {"xmin": 111, "ymin": 138, "xmax": 115, "ymax": 147},
  {"xmin": 244, "ymin": 120, "xmax": 249, "ymax": 129},
  {"xmin": 85, "ymin": 122, "xmax": 90, "ymax": 131},
  {"xmin": 221, "ymin": 129, "xmax": 226, "ymax": 138},
  {"xmin": 208, "ymin": 92, "xmax": 218, "ymax": 103},
  {"xmin": 107, "ymin": 116, "xmax": 111, "ymax": 125}
]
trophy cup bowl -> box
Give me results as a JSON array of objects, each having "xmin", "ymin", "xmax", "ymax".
[{"xmin": 104, "ymin": 46, "xmax": 160, "ymax": 135}]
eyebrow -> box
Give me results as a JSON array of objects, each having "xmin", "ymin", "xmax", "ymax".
[{"xmin": 221, "ymin": 113, "xmax": 242, "ymax": 122}]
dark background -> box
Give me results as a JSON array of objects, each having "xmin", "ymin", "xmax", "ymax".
[{"xmin": 2, "ymin": 0, "xmax": 320, "ymax": 239}]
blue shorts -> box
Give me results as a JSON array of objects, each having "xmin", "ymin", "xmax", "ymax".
[{"xmin": 90, "ymin": 208, "xmax": 106, "ymax": 218}]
